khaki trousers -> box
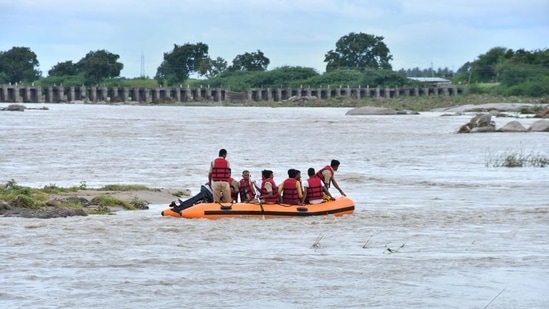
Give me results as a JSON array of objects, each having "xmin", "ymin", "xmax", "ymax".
[{"xmin": 212, "ymin": 181, "xmax": 232, "ymax": 203}]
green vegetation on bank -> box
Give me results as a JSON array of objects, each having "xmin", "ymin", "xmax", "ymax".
[
  {"xmin": 216, "ymin": 93, "xmax": 547, "ymax": 111},
  {"xmin": 0, "ymin": 180, "xmax": 153, "ymax": 215}
]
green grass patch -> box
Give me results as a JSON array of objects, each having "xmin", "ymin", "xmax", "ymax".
[
  {"xmin": 97, "ymin": 184, "xmax": 151, "ymax": 191},
  {"xmin": 91, "ymin": 195, "xmax": 135, "ymax": 210},
  {"xmin": 1, "ymin": 181, "xmax": 149, "ymax": 214},
  {"xmin": 1, "ymin": 179, "xmax": 48, "ymax": 208}
]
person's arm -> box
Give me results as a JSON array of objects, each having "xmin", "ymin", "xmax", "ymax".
[
  {"xmin": 322, "ymin": 185, "xmax": 334, "ymax": 200},
  {"xmin": 297, "ymin": 182, "xmax": 304, "ymax": 205},
  {"xmin": 302, "ymin": 181, "xmax": 308, "ymax": 204},
  {"xmin": 331, "ymin": 177, "xmax": 346, "ymax": 196}
]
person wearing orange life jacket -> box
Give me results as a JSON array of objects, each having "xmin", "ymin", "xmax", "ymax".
[
  {"xmin": 303, "ymin": 167, "xmax": 333, "ymax": 204},
  {"xmin": 227, "ymin": 168, "xmax": 239, "ymax": 203},
  {"xmin": 253, "ymin": 169, "xmax": 278, "ymax": 204},
  {"xmin": 238, "ymin": 170, "xmax": 256, "ymax": 203},
  {"xmin": 208, "ymin": 148, "xmax": 232, "ymax": 203},
  {"xmin": 315, "ymin": 159, "xmax": 346, "ymax": 198},
  {"xmin": 278, "ymin": 169, "xmax": 304, "ymax": 205}
]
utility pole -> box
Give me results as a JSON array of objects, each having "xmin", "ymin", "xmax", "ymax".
[{"xmin": 140, "ymin": 53, "xmax": 145, "ymax": 78}]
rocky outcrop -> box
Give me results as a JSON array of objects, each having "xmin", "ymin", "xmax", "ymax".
[
  {"xmin": 497, "ymin": 121, "xmax": 527, "ymax": 132},
  {"xmin": 457, "ymin": 114, "xmax": 549, "ymax": 133},
  {"xmin": 0, "ymin": 201, "xmax": 88, "ymax": 218},
  {"xmin": 433, "ymin": 103, "xmax": 546, "ymax": 113},
  {"xmin": 528, "ymin": 120, "xmax": 549, "ymax": 132},
  {"xmin": 457, "ymin": 113, "xmax": 496, "ymax": 133},
  {"xmin": 346, "ymin": 106, "xmax": 419, "ymax": 115},
  {"xmin": 1, "ymin": 104, "xmax": 26, "ymax": 111}
]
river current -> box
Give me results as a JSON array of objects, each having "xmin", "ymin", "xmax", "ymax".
[{"xmin": 1, "ymin": 104, "xmax": 547, "ymax": 308}]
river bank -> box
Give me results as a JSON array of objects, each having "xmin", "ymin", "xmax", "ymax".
[{"xmin": 0, "ymin": 183, "xmax": 189, "ymax": 218}]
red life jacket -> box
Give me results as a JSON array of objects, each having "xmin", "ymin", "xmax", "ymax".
[
  {"xmin": 281, "ymin": 178, "xmax": 300, "ymax": 204},
  {"xmin": 239, "ymin": 179, "xmax": 255, "ymax": 202},
  {"xmin": 306, "ymin": 176, "xmax": 324, "ymax": 201},
  {"xmin": 260, "ymin": 178, "xmax": 278, "ymax": 203},
  {"xmin": 211, "ymin": 157, "xmax": 230, "ymax": 181},
  {"xmin": 315, "ymin": 165, "xmax": 333, "ymax": 186}
]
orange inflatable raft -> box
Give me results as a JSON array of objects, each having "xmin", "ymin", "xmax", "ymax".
[{"xmin": 161, "ymin": 196, "xmax": 355, "ymax": 219}]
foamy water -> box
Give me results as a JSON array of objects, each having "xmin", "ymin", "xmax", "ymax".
[{"xmin": 1, "ymin": 104, "xmax": 548, "ymax": 308}]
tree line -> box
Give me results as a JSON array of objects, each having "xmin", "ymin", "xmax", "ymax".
[{"xmin": 0, "ymin": 32, "xmax": 547, "ymax": 96}]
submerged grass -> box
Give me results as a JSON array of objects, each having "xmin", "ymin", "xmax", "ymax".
[{"xmin": 485, "ymin": 149, "xmax": 548, "ymax": 168}]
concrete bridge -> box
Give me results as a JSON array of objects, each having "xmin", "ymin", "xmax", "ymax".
[{"xmin": 0, "ymin": 85, "xmax": 463, "ymax": 104}]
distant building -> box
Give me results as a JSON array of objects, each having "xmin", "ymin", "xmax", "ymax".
[{"xmin": 408, "ymin": 77, "xmax": 452, "ymax": 86}]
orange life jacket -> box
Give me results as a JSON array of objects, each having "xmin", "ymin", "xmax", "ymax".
[
  {"xmin": 281, "ymin": 178, "xmax": 300, "ymax": 204},
  {"xmin": 306, "ymin": 176, "xmax": 324, "ymax": 202},
  {"xmin": 211, "ymin": 157, "xmax": 230, "ymax": 182}
]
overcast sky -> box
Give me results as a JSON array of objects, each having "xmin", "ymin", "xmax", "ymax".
[{"xmin": 1, "ymin": 0, "xmax": 548, "ymax": 78}]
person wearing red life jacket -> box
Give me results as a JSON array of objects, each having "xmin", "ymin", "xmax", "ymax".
[
  {"xmin": 238, "ymin": 170, "xmax": 256, "ymax": 203},
  {"xmin": 303, "ymin": 167, "xmax": 333, "ymax": 204},
  {"xmin": 227, "ymin": 168, "xmax": 239, "ymax": 203},
  {"xmin": 208, "ymin": 148, "xmax": 232, "ymax": 203},
  {"xmin": 254, "ymin": 169, "xmax": 278, "ymax": 204},
  {"xmin": 278, "ymin": 169, "xmax": 304, "ymax": 205},
  {"xmin": 315, "ymin": 159, "xmax": 346, "ymax": 198}
]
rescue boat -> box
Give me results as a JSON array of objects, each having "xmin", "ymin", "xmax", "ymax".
[{"xmin": 161, "ymin": 196, "xmax": 355, "ymax": 219}]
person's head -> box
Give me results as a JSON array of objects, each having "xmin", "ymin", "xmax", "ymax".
[
  {"xmin": 330, "ymin": 159, "xmax": 340, "ymax": 171},
  {"xmin": 261, "ymin": 169, "xmax": 270, "ymax": 179},
  {"xmin": 242, "ymin": 170, "xmax": 250, "ymax": 179},
  {"xmin": 295, "ymin": 169, "xmax": 301, "ymax": 180},
  {"xmin": 219, "ymin": 148, "xmax": 227, "ymax": 157},
  {"xmin": 287, "ymin": 168, "xmax": 297, "ymax": 178},
  {"xmin": 308, "ymin": 167, "xmax": 315, "ymax": 177}
]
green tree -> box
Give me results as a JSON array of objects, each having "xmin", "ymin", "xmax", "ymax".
[
  {"xmin": 324, "ymin": 32, "xmax": 393, "ymax": 72},
  {"xmin": 0, "ymin": 46, "xmax": 41, "ymax": 84},
  {"xmin": 228, "ymin": 50, "xmax": 270, "ymax": 72},
  {"xmin": 203, "ymin": 57, "xmax": 228, "ymax": 78},
  {"xmin": 473, "ymin": 46, "xmax": 509, "ymax": 82},
  {"xmin": 76, "ymin": 50, "xmax": 123, "ymax": 85},
  {"xmin": 155, "ymin": 42, "xmax": 209, "ymax": 86},
  {"xmin": 48, "ymin": 60, "xmax": 78, "ymax": 76}
]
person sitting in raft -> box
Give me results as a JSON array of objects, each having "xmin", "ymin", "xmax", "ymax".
[
  {"xmin": 278, "ymin": 168, "xmax": 304, "ymax": 205},
  {"xmin": 303, "ymin": 167, "xmax": 333, "ymax": 204},
  {"xmin": 316, "ymin": 159, "xmax": 346, "ymax": 198},
  {"xmin": 251, "ymin": 169, "xmax": 278, "ymax": 204},
  {"xmin": 227, "ymin": 168, "xmax": 239, "ymax": 203},
  {"xmin": 238, "ymin": 170, "xmax": 256, "ymax": 203}
]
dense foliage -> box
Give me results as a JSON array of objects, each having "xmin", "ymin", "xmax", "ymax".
[
  {"xmin": 1, "ymin": 32, "xmax": 547, "ymax": 96},
  {"xmin": 37, "ymin": 50, "xmax": 123, "ymax": 86},
  {"xmin": 0, "ymin": 47, "xmax": 41, "ymax": 84},
  {"xmin": 228, "ymin": 50, "xmax": 270, "ymax": 72},
  {"xmin": 155, "ymin": 43, "xmax": 210, "ymax": 86},
  {"xmin": 324, "ymin": 32, "xmax": 393, "ymax": 72},
  {"xmin": 453, "ymin": 47, "xmax": 549, "ymax": 96}
]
